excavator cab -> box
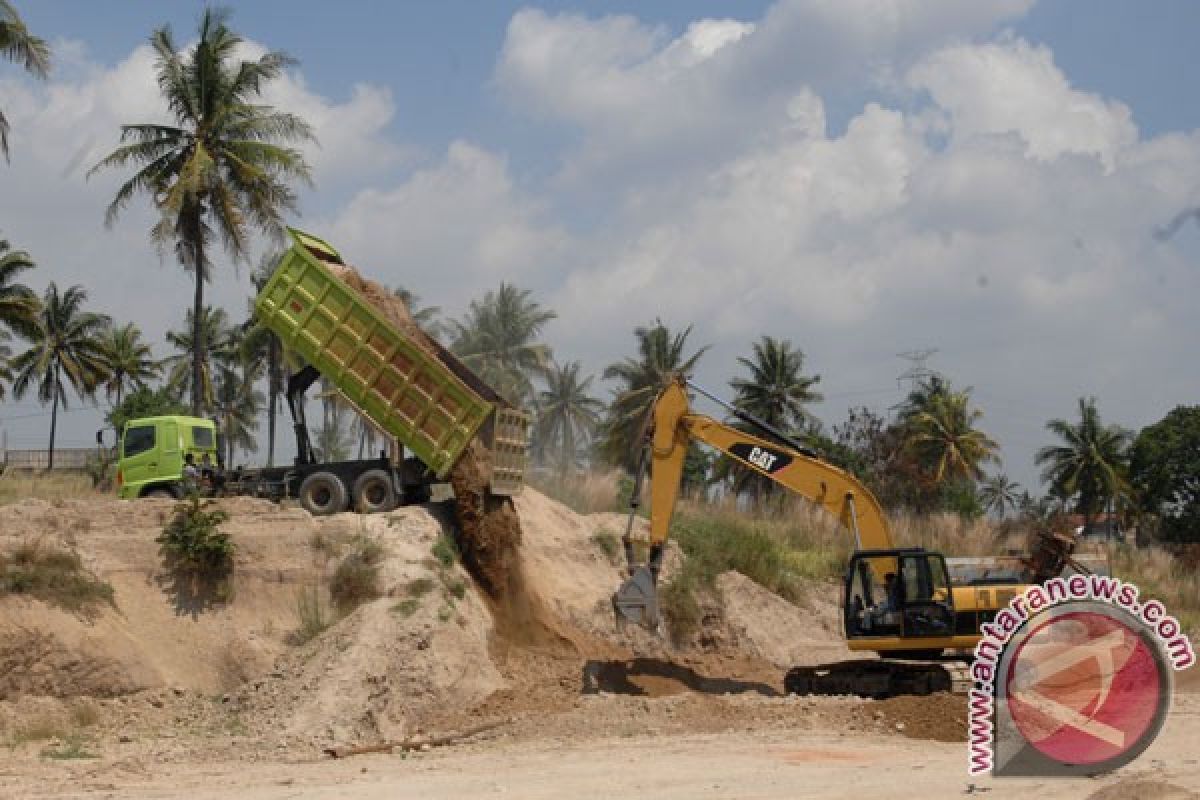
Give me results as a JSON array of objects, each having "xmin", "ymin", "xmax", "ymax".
[{"xmin": 844, "ymin": 548, "xmax": 955, "ymax": 646}]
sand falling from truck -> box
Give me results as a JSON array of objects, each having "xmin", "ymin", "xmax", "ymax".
[{"xmin": 324, "ymin": 261, "xmax": 528, "ymax": 601}]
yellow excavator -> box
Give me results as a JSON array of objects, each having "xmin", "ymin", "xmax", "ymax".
[{"xmin": 612, "ymin": 376, "xmax": 1089, "ymax": 697}]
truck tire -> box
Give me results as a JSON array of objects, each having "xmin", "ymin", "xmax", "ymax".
[
  {"xmin": 352, "ymin": 469, "xmax": 396, "ymax": 514},
  {"xmin": 143, "ymin": 486, "xmax": 177, "ymax": 500},
  {"xmin": 299, "ymin": 472, "xmax": 347, "ymax": 516}
]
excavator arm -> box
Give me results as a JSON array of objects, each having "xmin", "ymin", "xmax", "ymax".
[
  {"xmin": 613, "ymin": 377, "xmax": 895, "ymax": 629},
  {"xmin": 646, "ymin": 379, "xmax": 892, "ymax": 553}
]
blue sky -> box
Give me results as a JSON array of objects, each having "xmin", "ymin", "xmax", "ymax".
[{"xmin": 3, "ymin": 1, "xmax": 1200, "ymax": 494}]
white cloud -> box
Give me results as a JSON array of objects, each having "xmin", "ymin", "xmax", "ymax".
[
  {"xmin": 906, "ymin": 37, "xmax": 1138, "ymax": 171},
  {"xmin": 318, "ymin": 141, "xmax": 572, "ymax": 305},
  {"xmin": 495, "ymin": 0, "xmax": 1036, "ymax": 186}
]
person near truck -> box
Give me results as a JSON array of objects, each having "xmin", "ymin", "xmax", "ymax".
[{"xmin": 182, "ymin": 453, "xmax": 200, "ymax": 492}]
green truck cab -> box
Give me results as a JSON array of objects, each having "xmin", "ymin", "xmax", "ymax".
[{"xmin": 116, "ymin": 415, "xmax": 218, "ymax": 499}]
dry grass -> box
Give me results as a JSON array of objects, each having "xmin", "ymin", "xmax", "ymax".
[
  {"xmin": 289, "ymin": 584, "xmax": 331, "ymax": 645},
  {"xmin": 329, "ymin": 534, "xmax": 385, "ymax": 615},
  {"xmin": 529, "ymin": 470, "xmax": 624, "ymax": 515},
  {"xmin": 1108, "ymin": 543, "xmax": 1200, "ymax": 634},
  {"xmin": 0, "ymin": 470, "xmax": 99, "ymax": 506},
  {"xmin": 0, "ymin": 539, "xmax": 115, "ymax": 614}
]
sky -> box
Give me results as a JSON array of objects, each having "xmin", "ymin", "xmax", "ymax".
[{"xmin": 2, "ymin": 0, "xmax": 1200, "ymax": 493}]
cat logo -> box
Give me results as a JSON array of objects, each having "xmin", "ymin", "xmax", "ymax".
[
  {"xmin": 747, "ymin": 446, "xmax": 777, "ymax": 471},
  {"xmin": 729, "ymin": 442, "xmax": 792, "ymax": 474}
]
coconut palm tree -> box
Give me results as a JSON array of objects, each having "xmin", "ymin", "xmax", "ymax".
[
  {"xmin": 903, "ymin": 386, "xmax": 999, "ymax": 489},
  {"xmin": 243, "ymin": 254, "xmax": 288, "ymax": 465},
  {"xmin": 450, "ymin": 283, "xmax": 556, "ymax": 406},
  {"xmin": 98, "ymin": 322, "xmax": 159, "ymax": 406},
  {"xmin": 0, "ymin": 238, "xmax": 38, "ymax": 338},
  {"xmin": 0, "ymin": 328, "xmax": 12, "ymax": 399},
  {"xmin": 730, "ymin": 336, "xmax": 823, "ymax": 432},
  {"xmin": 163, "ymin": 306, "xmax": 236, "ymax": 413},
  {"xmin": 1036, "ymin": 397, "xmax": 1132, "ymax": 526},
  {"xmin": 89, "ymin": 7, "xmax": 313, "ymax": 416},
  {"xmin": 0, "ymin": 1, "xmax": 50, "ymax": 161},
  {"xmin": 715, "ymin": 336, "xmax": 824, "ymax": 502},
  {"xmin": 979, "ymin": 472, "xmax": 1021, "ymax": 519},
  {"xmin": 213, "ymin": 360, "xmax": 263, "ymax": 467},
  {"xmin": 599, "ymin": 321, "xmax": 709, "ymax": 471},
  {"xmin": 314, "ymin": 384, "xmax": 351, "ymax": 462},
  {"xmin": 393, "ymin": 286, "xmax": 444, "ymax": 341},
  {"xmin": 10, "ymin": 283, "xmax": 110, "ymax": 468},
  {"xmin": 536, "ymin": 360, "xmax": 603, "ymax": 473}
]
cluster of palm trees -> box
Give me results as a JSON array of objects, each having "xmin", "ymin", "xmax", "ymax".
[
  {"xmin": 0, "ymin": 3, "xmax": 1143, "ymax": 527},
  {"xmin": 0, "ymin": 242, "xmax": 150, "ymax": 467}
]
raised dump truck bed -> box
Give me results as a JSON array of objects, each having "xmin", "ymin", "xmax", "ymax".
[{"xmin": 255, "ymin": 229, "xmax": 496, "ymax": 479}]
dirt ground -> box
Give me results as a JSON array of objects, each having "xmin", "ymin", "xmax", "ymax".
[{"xmin": 1, "ymin": 491, "xmax": 1197, "ymax": 799}]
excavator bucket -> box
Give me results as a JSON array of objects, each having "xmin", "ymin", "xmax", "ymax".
[{"xmin": 613, "ymin": 565, "xmax": 659, "ymax": 630}]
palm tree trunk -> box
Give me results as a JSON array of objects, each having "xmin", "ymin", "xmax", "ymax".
[
  {"xmin": 191, "ymin": 229, "xmax": 205, "ymax": 417},
  {"xmin": 47, "ymin": 368, "xmax": 60, "ymax": 470},
  {"xmin": 266, "ymin": 335, "xmax": 279, "ymax": 467}
]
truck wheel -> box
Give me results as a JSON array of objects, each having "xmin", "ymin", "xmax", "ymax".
[
  {"xmin": 352, "ymin": 469, "xmax": 396, "ymax": 514},
  {"xmin": 299, "ymin": 472, "xmax": 347, "ymax": 516},
  {"xmin": 143, "ymin": 487, "xmax": 177, "ymax": 500}
]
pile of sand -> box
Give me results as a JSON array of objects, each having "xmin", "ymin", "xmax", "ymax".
[
  {"xmin": 0, "ymin": 497, "xmax": 312, "ymax": 700},
  {"xmin": 2, "ymin": 488, "xmax": 914, "ymax": 754}
]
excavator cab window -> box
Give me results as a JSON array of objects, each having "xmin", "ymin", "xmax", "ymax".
[
  {"xmin": 897, "ymin": 552, "xmax": 955, "ymax": 639},
  {"xmin": 844, "ymin": 555, "xmax": 902, "ymax": 638},
  {"xmin": 844, "ymin": 550, "xmax": 955, "ymax": 640}
]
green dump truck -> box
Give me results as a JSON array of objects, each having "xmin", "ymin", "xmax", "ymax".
[{"xmin": 117, "ymin": 228, "xmax": 529, "ymax": 515}]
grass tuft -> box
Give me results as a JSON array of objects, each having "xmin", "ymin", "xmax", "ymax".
[
  {"xmin": 0, "ymin": 539, "xmax": 114, "ymax": 614},
  {"xmin": 289, "ymin": 584, "xmax": 331, "ymax": 645},
  {"xmin": 329, "ymin": 534, "xmax": 385, "ymax": 615}
]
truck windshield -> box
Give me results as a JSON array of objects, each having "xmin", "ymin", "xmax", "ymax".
[
  {"xmin": 123, "ymin": 425, "xmax": 155, "ymax": 458},
  {"xmin": 192, "ymin": 426, "xmax": 214, "ymax": 449}
]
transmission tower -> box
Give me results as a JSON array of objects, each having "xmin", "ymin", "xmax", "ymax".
[{"xmin": 896, "ymin": 348, "xmax": 941, "ymax": 394}]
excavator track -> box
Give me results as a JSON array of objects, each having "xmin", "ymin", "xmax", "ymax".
[{"xmin": 784, "ymin": 659, "xmax": 971, "ymax": 699}]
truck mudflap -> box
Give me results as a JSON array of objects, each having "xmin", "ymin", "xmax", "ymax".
[{"xmin": 489, "ymin": 408, "xmax": 530, "ymax": 496}]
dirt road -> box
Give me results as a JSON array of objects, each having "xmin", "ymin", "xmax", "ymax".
[{"xmin": 5, "ymin": 692, "xmax": 1198, "ymax": 799}]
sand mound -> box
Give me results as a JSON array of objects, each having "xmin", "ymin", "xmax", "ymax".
[
  {"xmin": 238, "ymin": 509, "xmax": 504, "ymax": 743},
  {"xmin": 0, "ymin": 488, "xmax": 859, "ymax": 754},
  {"xmin": 0, "ymin": 497, "xmax": 318, "ymax": 699},
  {"xmin": 716, "ymin": 572, "xmax": 847, "ymax": 669}
]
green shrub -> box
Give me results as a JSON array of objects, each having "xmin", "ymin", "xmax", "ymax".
[
  {"xmin": 40, "ymin": 733, "xmax": 96, "ymax": 760},
  {"xmin": 391, "ymin": 598, "xmax": 420, "ymax": 617},
  {"xmin": 660, "ymin": 569, "xmax": 703, "ymax": 645},
  {"xmin": 445, "ymin": 576, "xmax": 467, "ymax": 600},
  {"xmin": 157, "ymin": 495, "xmax": 235, "ymax": 600},
  {"xmin": 590, "ymin": 529, "xmax": 622, "ymax": 565},
  {"xmin": 0, "ymin": 540, "xmax": 114, "ymax": 614},
  {"xmin": 406, "ymin": 577, "xmax": 436, "ymax": 597},
  {"xmin": 432, "ymin": 532, "xmax": 459, "ymax": 568}
]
